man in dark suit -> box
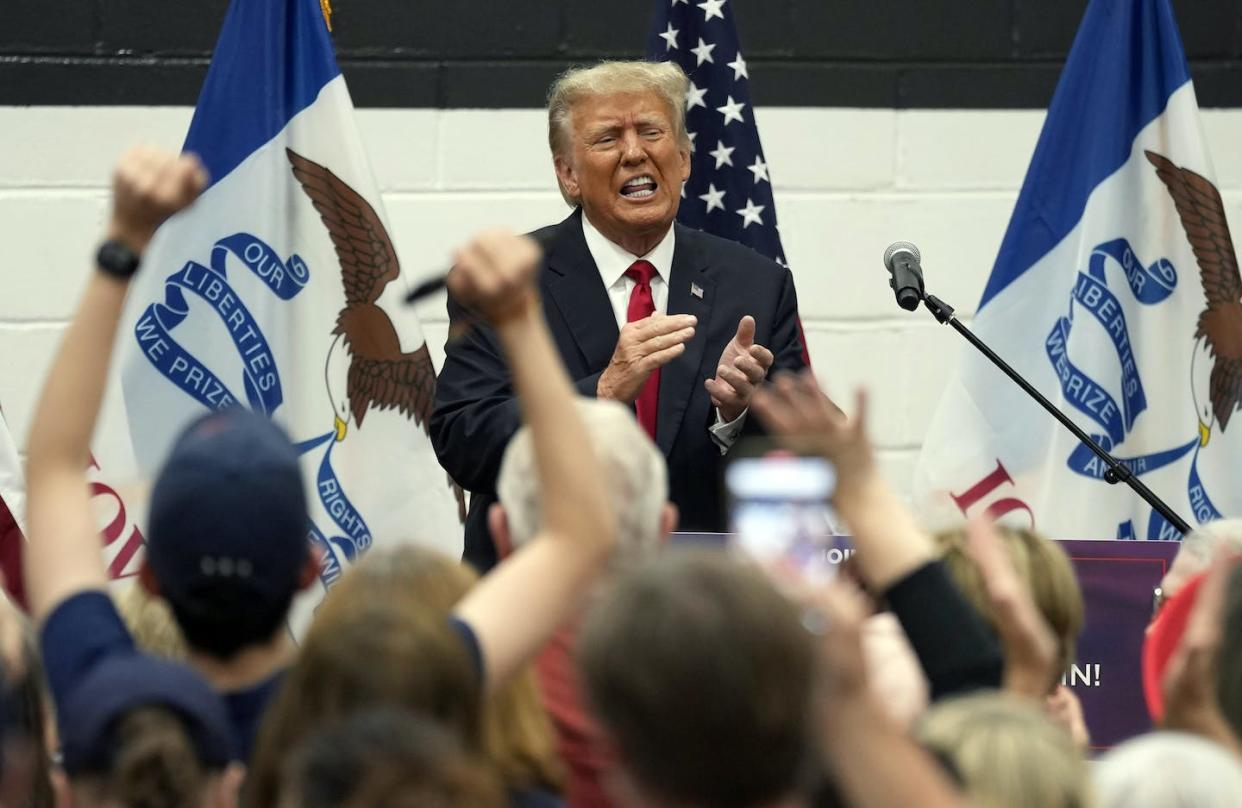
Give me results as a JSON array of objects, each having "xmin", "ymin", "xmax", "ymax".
[{"xmin": 431, "ymin": 60, "xmax": 807, "ymax": 570}]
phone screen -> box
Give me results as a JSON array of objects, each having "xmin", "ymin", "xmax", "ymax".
[{"xmin": 725, "ymin": 454, "xmax": 844, "ymax": 582}]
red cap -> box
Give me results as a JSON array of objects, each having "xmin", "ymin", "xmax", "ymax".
[{"xmin": 1142, "ymin": 570, "xmax": 1209, "ymax": 722}]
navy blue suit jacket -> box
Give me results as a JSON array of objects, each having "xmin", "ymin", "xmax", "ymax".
[{"xmin": 430, "ymin": 209, "xmax": 807, "ymax": 570}]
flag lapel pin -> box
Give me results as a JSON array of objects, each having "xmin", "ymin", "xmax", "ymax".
[{"xmin": 690, "ymin": 282, "xmax": 704, "ymax": 299}]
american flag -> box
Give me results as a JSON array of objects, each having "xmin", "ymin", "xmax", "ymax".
[{"xmin": 647, "ymin": 0, "xmax": 809, "ymax": 363}]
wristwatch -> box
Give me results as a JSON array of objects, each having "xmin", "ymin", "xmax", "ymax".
[{"xmin": 95, "ymin": 239, "xmax": 141, "ymax": 279}]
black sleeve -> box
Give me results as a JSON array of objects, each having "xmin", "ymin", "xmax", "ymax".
[
  {"xmin": 882, "ymin": 560, "xmax": 1004, "ymax": 700},
  {"xmin": 430, "ymin": 296, "xmax": 601, "ymax": 493}
]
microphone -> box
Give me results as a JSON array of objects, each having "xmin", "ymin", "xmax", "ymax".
[
  {"xmin": 883, "ymin": 241, "xmax": 925, "ymax": 311},
  {"xmin": 403, "ymin": 229, "xmax": 557, "ymax": 305},
  {"xmin": 404, "ymin": 275, "xmax": 446, "ymax": 304}
]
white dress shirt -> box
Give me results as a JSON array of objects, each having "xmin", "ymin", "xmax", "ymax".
[{"xmin": 581, "ymin": 215, "xmax": 745, "ymax": 451}]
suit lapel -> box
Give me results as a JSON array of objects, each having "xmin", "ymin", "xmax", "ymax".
[
  {"xmin": 658, "ymin": 224, "xmax": 715, "ymax": 455},
  {"xmin": 541, "ymin": 209, "xmax": 620, "ymax": 372}
]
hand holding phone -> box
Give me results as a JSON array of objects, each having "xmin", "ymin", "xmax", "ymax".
[{"xmin": 726, "ymin": 454, "xmax": 845, "ymax": 583}]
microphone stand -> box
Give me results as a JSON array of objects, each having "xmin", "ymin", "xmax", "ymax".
[{"xmin": 919, "ymin": 291, "xmax": 1192, "ymax": 536}]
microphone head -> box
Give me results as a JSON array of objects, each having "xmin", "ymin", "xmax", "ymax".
[{"xmin": 883, "ymin": 240, "xmax": 921, "ymax": 271}]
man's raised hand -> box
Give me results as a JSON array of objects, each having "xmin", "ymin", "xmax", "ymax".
[
  {"xmin": 597, "ymin": 313, "xmax": 697, "ymax": 403},
  {"xmin": 751, "ymin": 372, "xmax": 871, "ymax": 493},
  {"xmin": 108, "ymin": 146, "xmax": 208, "ymax": 256},
  {"xmin": 447, "ymin": 229, "xmax": 543, "ymax": 326},
  {"xmin": 705, "ymin": 315, "xmax": 775, "ymax": 422}
]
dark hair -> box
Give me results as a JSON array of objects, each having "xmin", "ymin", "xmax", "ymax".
[
  {"xmin": 75, "ymin": 706, "xmax": 212, "ymax": 808},
  {"xmin": 279, "ymin": 710, "xmax": 503, "ymax": 808},
  {"xmin": 578, "ymin": 549, "xmax": 815, "ymax": 808},
  {"xmin": 1218, "ymin": 564, "xmax": 1242, "ymax": 741},
  {"xmin": 166, "ymin": 586, "xmax": 293, "ymax": 660}
]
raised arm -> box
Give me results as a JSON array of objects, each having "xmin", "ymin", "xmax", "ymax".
[
  {"xmin": 24, "ymin": 147, "xmax": 206, "ymax": 624},
  {"xmin": 753, "ymin": 371, "xmax": 1003, "ymax": 698},
  {"xmin": 448, "ymin": 230, "xmax": 615, "ymax": 691},
  {"xmin": 807, "ymin": 580, "xmax": 970, "ymax": 808},
  {"xmin": 429, "ymin": 299, "xmax": 527, "ymax": 493},
  {"xmin": 751, "ymin": 374, "xmax": 931, "ymax": 589}
]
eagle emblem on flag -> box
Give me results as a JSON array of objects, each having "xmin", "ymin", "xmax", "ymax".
[
  {"xmin": 1144, "ymin": 150, "xmax": 1242, "ymax": 446},
  {"xmin": 287, "ymin": 148, "xmax": 467, "ymax": 521}
]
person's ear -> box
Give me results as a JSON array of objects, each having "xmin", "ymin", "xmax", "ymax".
[
  {"xmin": 298, "ymin": 545, "xmax": 325, "ymax": 591},
  {"xmin": 138, "ymin": 559, "xmax": 161, "ymax": 597},
  {"xmin": 554, "ymin": 153, "xmax": 581, "ymax": 203},
  {"xmin": 489, "ymin": 503, "xmax": 514, "ymax": 560},
  {"xmin": 659, "ymin": 503, "xmax": 678, "ymax": 542}
]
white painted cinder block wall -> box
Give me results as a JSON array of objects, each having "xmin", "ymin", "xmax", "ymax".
[{"xmin": 3, "ymin": 106, "xmax": 1242, "ymax": 501}]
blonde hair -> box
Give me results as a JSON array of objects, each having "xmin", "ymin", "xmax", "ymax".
[
  {"xmin": 115, "ymin": 581, "xmax": 188, "ymax": 661},
  {"xmin": 934, "ymin": 525, "xmax": 1084, "ymax": 688},
  {"xmin": 547, "ymin": 61, "xmax": 690, "ymax": 204},
  {"xmin": 335, "ymin": 546, "xmax": 564, "ymax": 794},
  {"xmin": 918, "ymin": 693, "xmax": 1092, "ymax": 808},
  {"xmin": 499, "ymin": 398, "xmax": 666, "ymax": 571}
]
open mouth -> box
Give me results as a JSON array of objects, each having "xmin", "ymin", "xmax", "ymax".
[{"xmin": 620, "ymin": 174, "xmax": 658, "ymax": 199}]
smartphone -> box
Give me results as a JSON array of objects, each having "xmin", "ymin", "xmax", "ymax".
[{"xmin": 725, "ymin": 452, "xmax": 844, "ymax": 582}]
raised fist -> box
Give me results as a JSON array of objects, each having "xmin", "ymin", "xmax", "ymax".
[
  {"xmin": 108, "ymin": 146, "xmax": 208, "ymax": 254},
  {"xmin": 447, "ymin": 229, "xmax": 543, "ymax": 325}
]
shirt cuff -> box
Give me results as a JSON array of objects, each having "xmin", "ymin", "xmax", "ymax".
[{"xmin": 709, "ymin": 408, "xmax": 747, "ymax": 453}]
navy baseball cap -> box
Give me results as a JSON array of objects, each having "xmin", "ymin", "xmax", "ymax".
[
  {"xmin": 59, "ymin": 653, "xmax": 234, "ymax": 774},
  {"xmin": 146, "ymin": 408, "xmax": 309, "ymax": 608}
]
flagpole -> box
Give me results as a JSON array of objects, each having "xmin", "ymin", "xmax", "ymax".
[{"xmin": 920, "ymin": 293, "xmax": 1193, "ymax": 536}]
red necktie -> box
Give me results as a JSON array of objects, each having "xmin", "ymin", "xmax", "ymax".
[{"xmin": 625, "ymin": 260, "xmax": 659, "ymax": 439}]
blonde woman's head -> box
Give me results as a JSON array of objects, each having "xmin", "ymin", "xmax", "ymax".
[{"xmin": 918, "ymin": 692, "xmax": 1091, "ymax": 808}]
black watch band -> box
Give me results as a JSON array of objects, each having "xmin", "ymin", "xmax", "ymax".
[{"xmin": 95, "ymin": 239, "xmax": 141, "ymax": 279}]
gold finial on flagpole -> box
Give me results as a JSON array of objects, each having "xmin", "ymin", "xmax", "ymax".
[{"xmin": 320, "ymin": 0, "xmax": 333, "ymax": 31}]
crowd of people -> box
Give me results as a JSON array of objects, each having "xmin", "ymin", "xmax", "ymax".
[{"xmin": 5, "ymin": 60, "xmax": 1242, "ymax": 807}]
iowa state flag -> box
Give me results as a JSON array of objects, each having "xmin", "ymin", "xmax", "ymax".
[
  {"xmin": 915, "ymin": 0, "xmax": 1242, "ymax": 541},
  {"xmin": 115, "ymin": 0, "xmax": 463, "ymax": 630}
]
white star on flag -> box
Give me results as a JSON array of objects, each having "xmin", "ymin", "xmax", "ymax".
[
  {"xmin": 697, "ymin": 0, "xmax": 726, "ymax": 21},
  {"xmin": 687, "ymin": 130, "xmax": 697, "ymax": 152},
  {"xmin": 727, "ymin": 52, "xmax": 748, "ymax": 80},
  {"xmin": 690, "ymin": 37, "xmax": 716, "ymax": 65},
  {"xmin": 699, "ymin": 183, "xmax": 726, "ymax": 213},
  {"xmin": 748, "ymin": 155, "xmax": 769, "ymax": 183},
  {"xmin": 685, "ymin": 81, "xmax": 707, "ymax": 111},
  {"xmin": 736, "ymin": 197, "xmax": 765, "ymax": 228},
  {"xmin": 671, "ymin": 0, "xmax": 689, "ymax": 5},
  {"xmin": 659, "ymin": 23, "xmax": 679, "ymax": 50},
  {"xmin": 716, "ymin": 95, "xmax": 745, "ymax": 125},
  {"xmin": 708, "ymin": 139, "xmax": 735, "ymax": 168}
]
